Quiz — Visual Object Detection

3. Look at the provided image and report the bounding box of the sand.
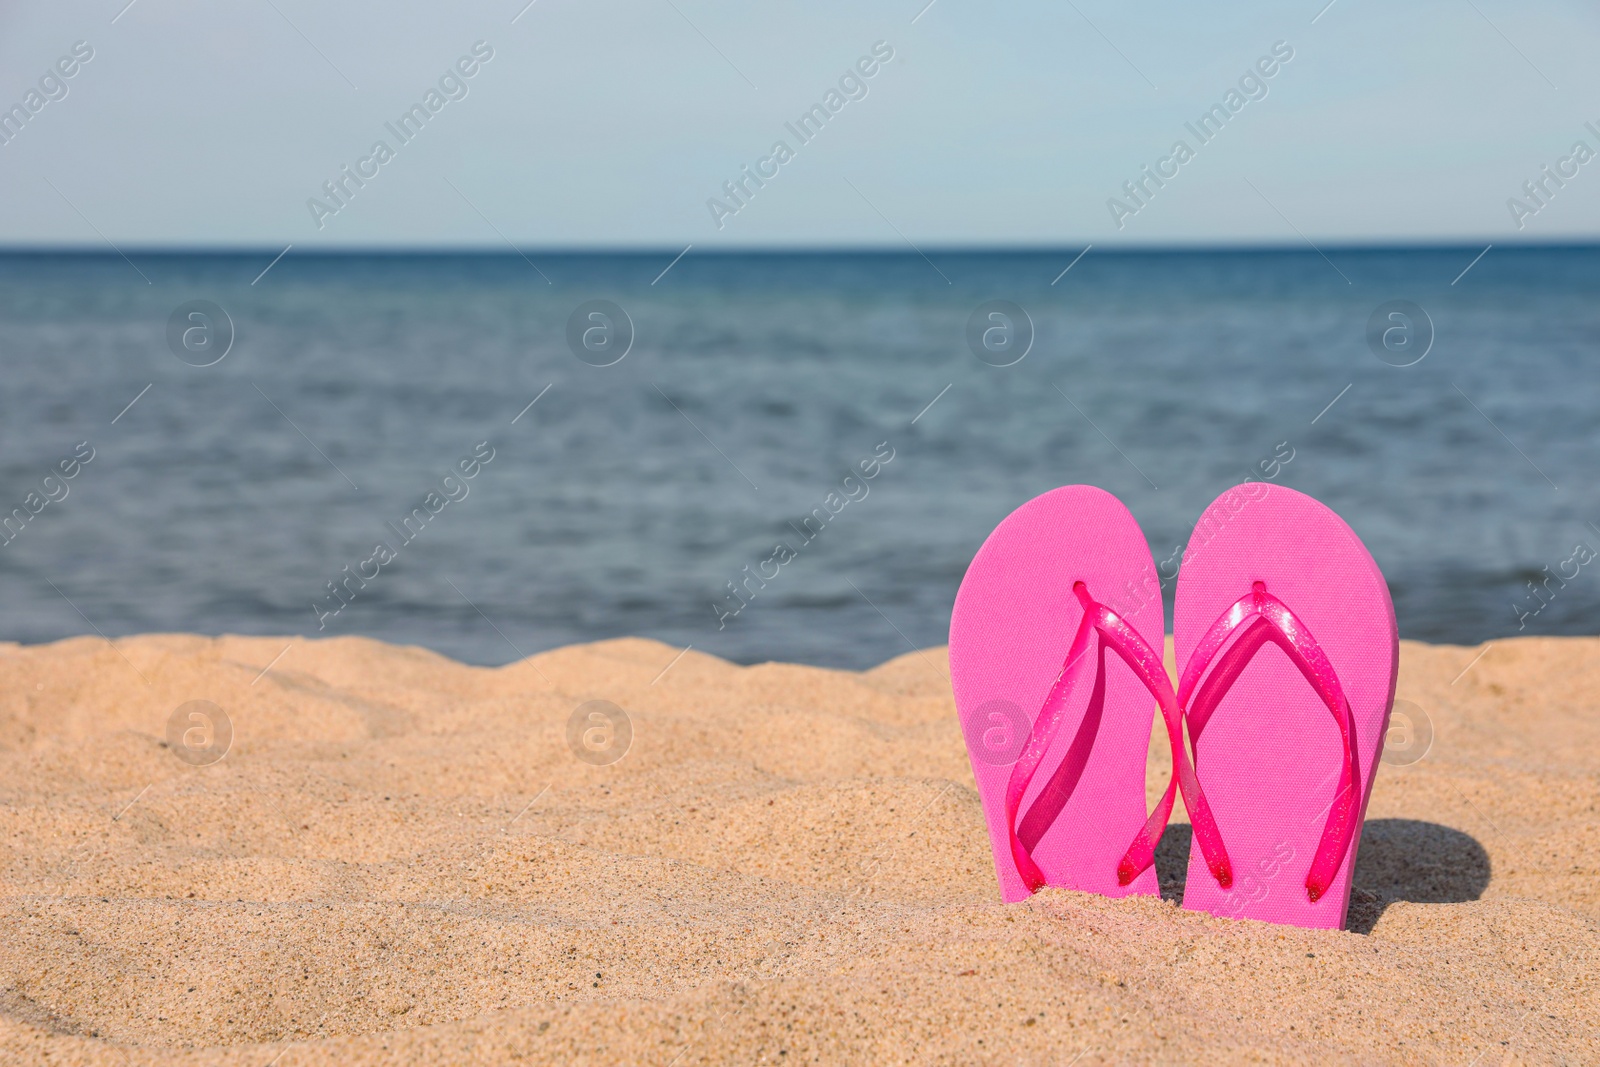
[0,632,1594,1065]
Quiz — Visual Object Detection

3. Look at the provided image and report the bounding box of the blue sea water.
[0,247,1595,669]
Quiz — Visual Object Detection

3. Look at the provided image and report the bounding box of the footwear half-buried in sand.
[948,485,1229,904]
[1173,483,1398,929]
[950,482,1397,931]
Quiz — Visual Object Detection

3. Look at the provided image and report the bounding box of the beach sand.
[0,633,1594,1064]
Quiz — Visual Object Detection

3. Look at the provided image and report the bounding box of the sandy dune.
[0,633,1594,1064]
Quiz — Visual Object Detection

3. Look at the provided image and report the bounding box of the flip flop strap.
[1177,582,1360,902]
[1004,583,1233,893]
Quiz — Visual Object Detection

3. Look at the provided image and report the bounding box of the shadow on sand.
[1153,819,1491,934]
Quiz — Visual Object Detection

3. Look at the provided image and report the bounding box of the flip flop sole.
[950,485,1165,903]
[1174,484,1397,928]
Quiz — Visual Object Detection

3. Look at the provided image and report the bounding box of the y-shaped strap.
[1004,583,1233,894]
[1176,582,1360,902]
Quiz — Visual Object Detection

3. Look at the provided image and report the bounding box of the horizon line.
[0,238,1592,257]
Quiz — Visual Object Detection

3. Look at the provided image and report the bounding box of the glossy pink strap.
[1178,582,1360,902]
[1004,583,1233,893]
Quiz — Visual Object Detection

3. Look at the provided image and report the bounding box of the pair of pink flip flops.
[949,484,1397,929]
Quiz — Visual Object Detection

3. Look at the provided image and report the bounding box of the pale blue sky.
[2,0,1598,247]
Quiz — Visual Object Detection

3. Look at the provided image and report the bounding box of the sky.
[1,0,1599,248]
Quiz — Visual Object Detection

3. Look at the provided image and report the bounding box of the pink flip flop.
[950,485,1231,903]
[1172,484,1397,928]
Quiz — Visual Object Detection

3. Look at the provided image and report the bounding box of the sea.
[0,246,1595,669]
